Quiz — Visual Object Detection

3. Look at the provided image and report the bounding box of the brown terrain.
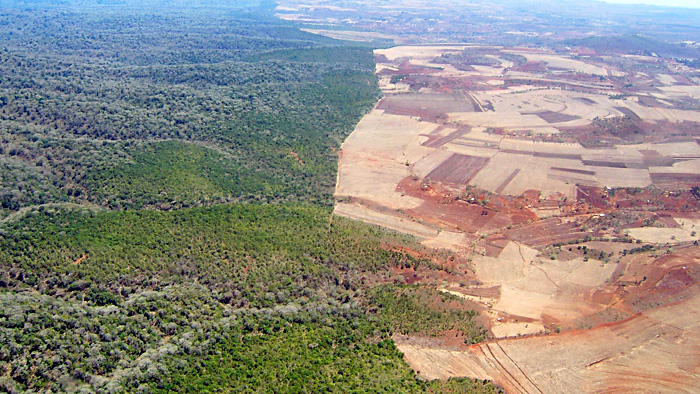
[333,44,700,393]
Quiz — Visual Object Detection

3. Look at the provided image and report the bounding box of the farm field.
[337,44,700,242]
[335,43,700,393]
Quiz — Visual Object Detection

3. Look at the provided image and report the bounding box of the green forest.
[0,1,496,393]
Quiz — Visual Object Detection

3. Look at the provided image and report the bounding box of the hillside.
[0,204,494,393]
[567,34,700,59]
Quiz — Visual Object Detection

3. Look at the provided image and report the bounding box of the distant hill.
[567,34,700,59]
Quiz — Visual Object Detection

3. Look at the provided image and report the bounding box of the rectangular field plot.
[535,111,581,124]
[425,154,490,185]
[378,93,479,119]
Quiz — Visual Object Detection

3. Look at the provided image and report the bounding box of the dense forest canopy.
[0,0,379,215]
[0,1,495,393]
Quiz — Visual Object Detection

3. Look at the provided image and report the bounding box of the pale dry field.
[421,230,471,251]
[376,45,471,61]
[509,52,620,76]
[335,110,434,210]
[656,73,678,85]
[650,158,700,174]
[471,153,583,197]
[469,241,614,332]
[300,29,397,42]
[659,84,700,99]
[448,112,553,128]
[399,289,700,394]
[490,321,545,338]
[626,217,700,244]
[334,202,439,239]
[411,149,456,178]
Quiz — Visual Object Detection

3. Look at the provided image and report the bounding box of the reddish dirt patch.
[418,127,447,146]
[606,246,700,313]
[591,290,615,305]
[637,95,665,107]
[655,266,699,290]
[577,186,609,209]
[639,149,675,167]
[482,236,510,257]
[396,177,537,234]
[563,120,700,147]
[654,212,681,228]
[597,188,700,212]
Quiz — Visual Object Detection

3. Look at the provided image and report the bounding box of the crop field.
[340,46,700,204]
[378,93,480,118]
[334,43,700,393]
[337,45,700,210]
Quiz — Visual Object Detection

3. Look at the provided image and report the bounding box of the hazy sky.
[603,0,700,8]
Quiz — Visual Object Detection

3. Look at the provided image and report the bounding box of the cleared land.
[335,44,700,393]
[400,280,700,393]
[398,246,700,393]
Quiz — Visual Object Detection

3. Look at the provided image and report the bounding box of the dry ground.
[334,44,700,393]
[397,245,700,393]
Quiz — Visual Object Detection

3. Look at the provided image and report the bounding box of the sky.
[602,0,700,8]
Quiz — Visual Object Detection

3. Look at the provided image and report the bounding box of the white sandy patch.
[376,45,472,61]
[656,74,677,86]
[626,218,700,244]
[471,242,537,283]
[562,257,618,287]
[491,322,545,338]
[421,231,469,251]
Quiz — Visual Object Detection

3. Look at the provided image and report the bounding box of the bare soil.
[334,44,700,393]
